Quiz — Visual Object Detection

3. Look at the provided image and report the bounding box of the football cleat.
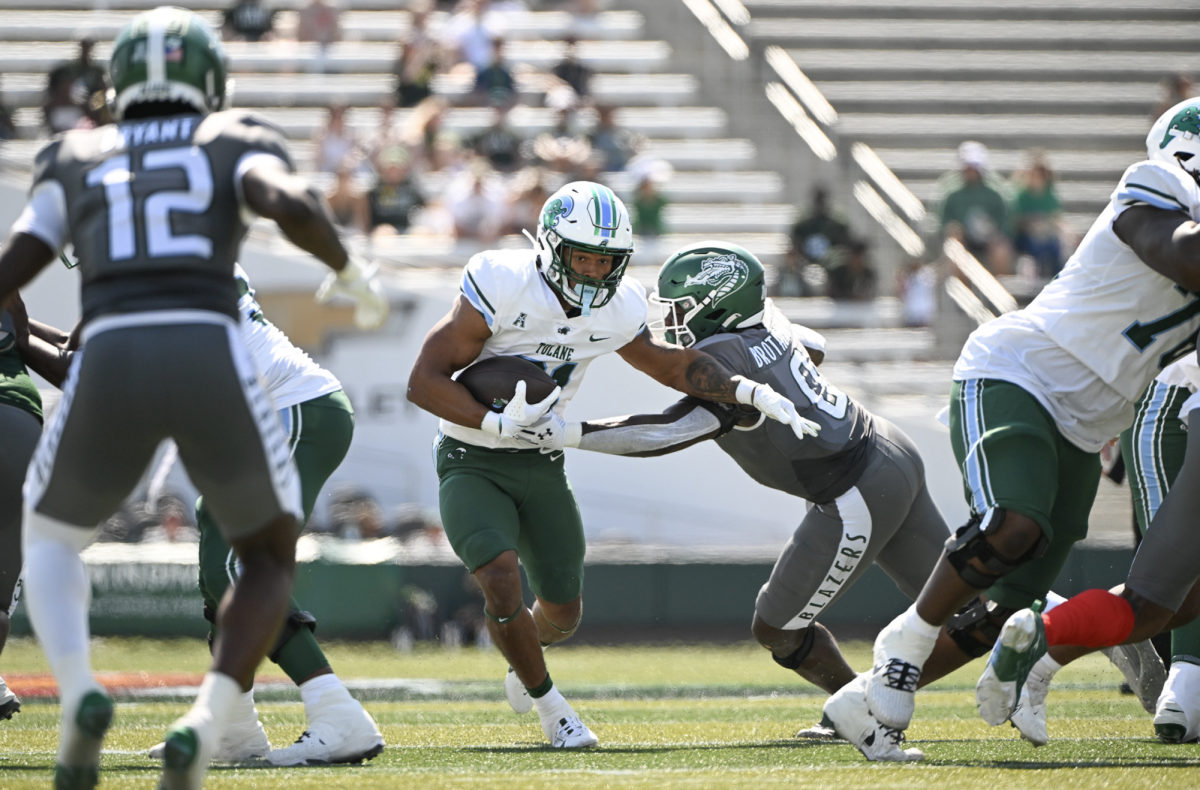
[548,715,598,749]
[1009,667,1051,747]
[796,713,843,741]
[976,604,1047,727]
[823,673,923,762]
[1101,639,1167,715]
[505,666,534,714]
[266,696,383,766]
[1155,702,1191,744]
[55,689,114,790]
[1154,662,1200,744]
[158,723,215,790]
[148,691,270,763]
[0,676,21,721]
[864,615,931,731]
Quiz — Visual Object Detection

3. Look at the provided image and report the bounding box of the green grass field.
[0,637,1196,789]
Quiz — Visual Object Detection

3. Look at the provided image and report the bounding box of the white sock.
[300,673,349,713]
[226,689,258,729]
[1044,591,1067,611]
[178,672,242,744]
[23,526,98,711]
[1031,652,1063,682]
[877,605,940,667]
[533,686,572,732]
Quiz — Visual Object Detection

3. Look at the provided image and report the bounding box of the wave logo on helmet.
[541,195,574,230]
[1159,106,1200,150]
[684,254,748,305]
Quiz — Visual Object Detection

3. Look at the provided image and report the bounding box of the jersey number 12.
[87,146,215,262]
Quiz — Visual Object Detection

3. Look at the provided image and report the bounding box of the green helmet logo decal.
[684,254,749,305]
[1160,106,1200,149]
[541,195,574,230]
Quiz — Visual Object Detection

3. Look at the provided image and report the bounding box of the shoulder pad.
[1114,160,1200,217]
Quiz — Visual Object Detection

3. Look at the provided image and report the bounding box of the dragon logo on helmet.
[1159,106,1200,150]
[684,254,749,306]
[541,195,575,230]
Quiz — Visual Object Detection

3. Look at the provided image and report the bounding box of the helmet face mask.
[651,243,767,348]
[108,7,229,121]
[534,182,634,315]
[1148,98,1200,185]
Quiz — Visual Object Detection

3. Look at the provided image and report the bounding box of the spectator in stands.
[141,496,200,544]
[43,38,108,134]
[589,104,640,171]
[826,240,877,302]
[471,37,517,107]
[313,103,361,174]
[896,256,936,327]
[532,105,592,178]
[790,185,851,271]
[1011,149,1065,277]
[326,157,371,234]
[1153,73,1196,123]
[223,0,277,42]
[394,6,439,108]
[444,0,496,71]
[297,0,341,46]
[445,160,505,242]
[471,104,526,171]
[368,147,426,235]
[938,140,1013,274]
[504,167,550,235]
[631,176,668,238]
[551,36,592,100]
[366,97,401,170]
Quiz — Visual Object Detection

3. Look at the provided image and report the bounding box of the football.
[456,355,558,412]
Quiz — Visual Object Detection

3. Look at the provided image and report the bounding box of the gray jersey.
[28,110,294,324]
[694,321,873,503]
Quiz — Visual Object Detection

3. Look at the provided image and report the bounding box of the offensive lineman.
[518,241,949,761]
[859,96,1200,751]
[407,184,819,748]
[17,266,385,766]
[0,9,385,788]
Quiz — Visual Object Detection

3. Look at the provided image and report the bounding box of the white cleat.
[505,666,533,714]
[976,607,1046,728]
[547,714,598,749]
[266,696,384,766]
[823,673,923,762]
[865,617,927,731]
[1009,670,1050,747]
[1154,701,1192,744]
[1102,640,1167,715]
[796,715,843,741]
[159,723,217,790]
[1154,662,1200,744]
[149,690,270,763]
[0,676,21,721]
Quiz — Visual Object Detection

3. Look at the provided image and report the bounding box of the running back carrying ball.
[457,356,558,412]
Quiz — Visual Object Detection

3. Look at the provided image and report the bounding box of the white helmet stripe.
[146,7,167,86]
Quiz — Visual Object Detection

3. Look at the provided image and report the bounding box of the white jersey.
[442,248,648,450]
[1155,352,1200,392]
[955,160,1200,453]
[235,264,342,410]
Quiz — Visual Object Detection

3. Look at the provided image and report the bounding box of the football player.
[16,266,385,767]
[0,299,43,724]
[853,96,1200,752]
[517,241,949,761]
[0,9,385,789]
[407,183,819,748]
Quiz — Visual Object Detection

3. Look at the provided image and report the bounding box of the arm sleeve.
[577,397,737,457]
[1112,161,1200,218]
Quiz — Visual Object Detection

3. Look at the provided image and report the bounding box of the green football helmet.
[108,7,229,121]
[651,241,766,348]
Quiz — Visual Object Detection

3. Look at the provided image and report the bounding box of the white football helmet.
[532,181,634,315]
[1148,97,1200,183]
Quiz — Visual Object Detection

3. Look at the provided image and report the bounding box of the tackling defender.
[407,184,818,748]
[520,241,950,761]
[858,97,1200,749]
[0,9,384,788]
[18,266,385,766]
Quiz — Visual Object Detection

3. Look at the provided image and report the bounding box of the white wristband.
[480,411,502,437]
[565,422,583,448]
[734,377,758,406]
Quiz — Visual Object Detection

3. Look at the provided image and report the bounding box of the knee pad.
[772,626,817,670]
[267,608,317,664]
[23,506,99,553]
[946,596,1019,658]
[944,507,1048,589]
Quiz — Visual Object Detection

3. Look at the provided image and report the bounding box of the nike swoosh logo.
[589,335,611,342]
[550,452,563,461]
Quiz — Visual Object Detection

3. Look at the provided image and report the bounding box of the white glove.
[512,412,583,454]
[316,256,389,330]
[735,377,821,441]
[480,380,562,437]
